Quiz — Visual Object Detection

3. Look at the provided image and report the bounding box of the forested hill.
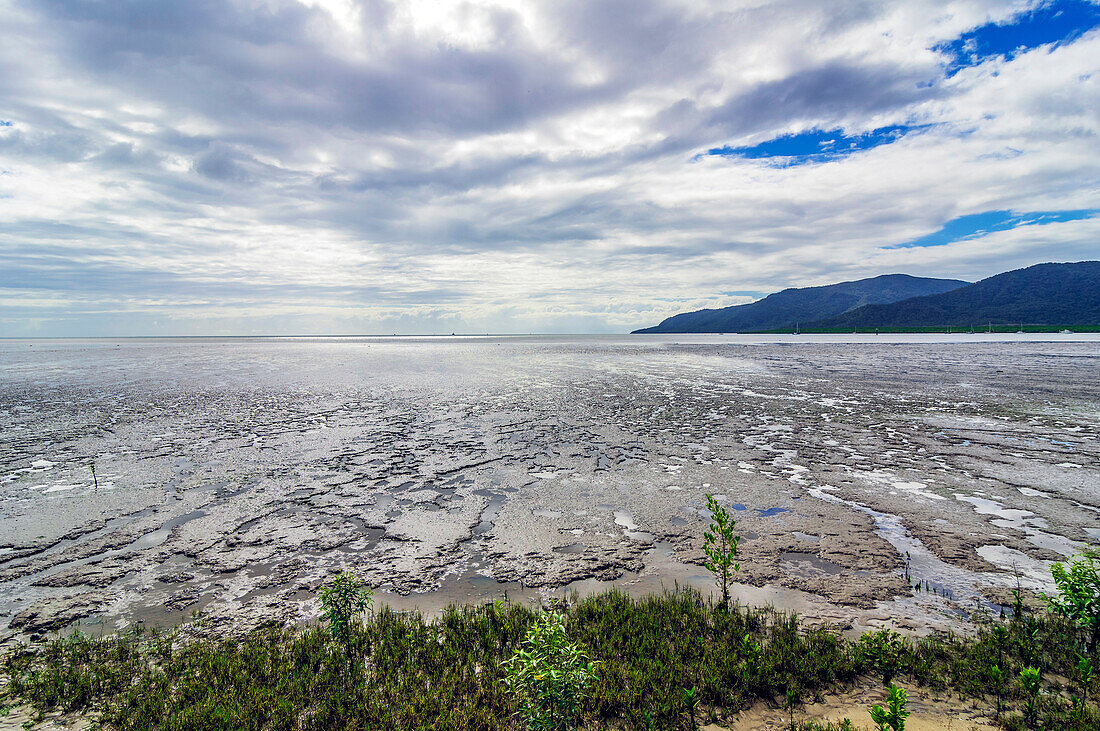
[632,274,968,333]
[806,261,1100,329]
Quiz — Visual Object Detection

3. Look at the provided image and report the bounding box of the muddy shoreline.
[1,336,1097,643]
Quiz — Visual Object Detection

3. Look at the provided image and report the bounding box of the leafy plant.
[869,684,909,731]
[680,686,700,731]
[501,611,598,731]
[739,631,764,688]
[859,628,907,685]
[1012,587,1026,621]
[991,624,1009,658]
[318,571,372,644]
[991,664,1006,719]
[702,493,741,609]
[1016,616,1041,668]
[1019,666,1041,728]
[785,687,799,731]
[1076,653,1094,702]
[1045,545,1100,653]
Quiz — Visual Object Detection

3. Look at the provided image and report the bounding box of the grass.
[2,588,1098,730]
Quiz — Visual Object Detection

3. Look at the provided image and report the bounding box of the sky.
[1,0,1098,336]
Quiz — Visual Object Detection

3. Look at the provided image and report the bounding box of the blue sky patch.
[708,125,921,165]
[0,121,13,127]
[936,0,1100,76]
[890,209,1097,249]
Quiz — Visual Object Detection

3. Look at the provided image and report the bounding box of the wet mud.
[0,336,1097,642]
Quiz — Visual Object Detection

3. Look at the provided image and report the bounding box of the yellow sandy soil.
[716,682,999,730]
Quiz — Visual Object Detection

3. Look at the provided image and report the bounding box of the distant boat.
[1060,329,1074,334]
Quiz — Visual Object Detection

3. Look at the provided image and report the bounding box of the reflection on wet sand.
[0,335,1097,642]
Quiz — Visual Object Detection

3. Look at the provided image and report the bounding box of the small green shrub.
[1076,653,1094,702]
[501,611,598,731]
[680,686,700,730]
[859,628,908,685]
[318,571,372,644]
[1019,666,1041,728]
[1046,545,1100,654]
[991,664,1006,718]
[869,684,909,731]
[702,493,741,609]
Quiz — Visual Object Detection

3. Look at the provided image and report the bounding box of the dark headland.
[633,261,1100,334]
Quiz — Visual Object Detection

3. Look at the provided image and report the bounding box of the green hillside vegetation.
[807,262,1100,330]
[632,274,968,334]
[755,324,1100,334]
[631,262,1100,334]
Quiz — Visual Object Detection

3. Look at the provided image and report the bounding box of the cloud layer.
[1,0,1098,335]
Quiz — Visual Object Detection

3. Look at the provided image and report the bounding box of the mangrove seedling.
[859,628,907,685]
[1016,616,1041,668]
[869,684,909,731]
[990,664,1006,719]
[1076,653,1094,702]
[1012,587,1025,620]
[702,493,741,610]
[318,570,372,644]
[1019,666,1041,729]
[501,611,599,731]
[786,687,799,731]
[990,624,1009,660]
[680,686,700,731]
[1045,545,1100,653]
[739,632,763,688]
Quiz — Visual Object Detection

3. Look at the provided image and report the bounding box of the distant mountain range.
[632,261,1100,333]
[812,261,1100,329]
[632,274,968,333]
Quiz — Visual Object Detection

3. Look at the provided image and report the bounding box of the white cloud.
[0,0,1097,335]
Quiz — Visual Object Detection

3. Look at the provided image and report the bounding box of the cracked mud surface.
[1,335,1097,642]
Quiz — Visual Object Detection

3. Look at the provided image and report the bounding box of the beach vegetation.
[992,663,1007,718]
[1075,653,1094,703]
[869,684,909,731]
[1045,545,1100,654]
[2,586,1098,729]
[5,539,1100,729]
[318,570,372,645]
[501,610,598,731]
[859,628,907,685]
[1019,666,1042,728]
[702,493,741,609]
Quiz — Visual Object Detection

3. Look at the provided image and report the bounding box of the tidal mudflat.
[1,335,1097,642]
